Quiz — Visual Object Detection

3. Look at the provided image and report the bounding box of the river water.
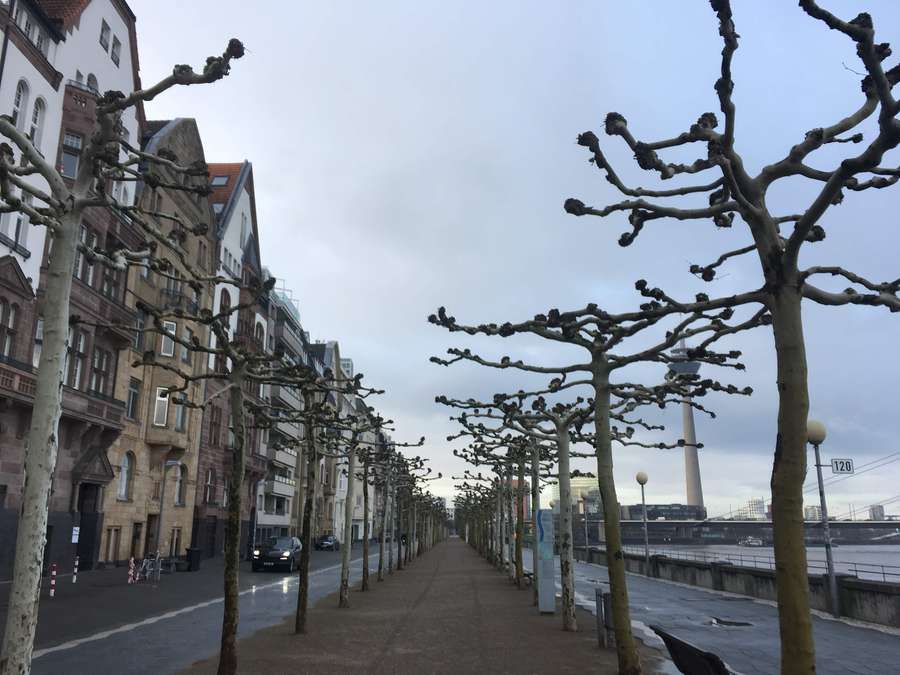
[620,543,900,582]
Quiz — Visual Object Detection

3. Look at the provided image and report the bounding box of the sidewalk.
[181,538,667,674]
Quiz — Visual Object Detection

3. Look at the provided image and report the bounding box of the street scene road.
[0,549,369,675]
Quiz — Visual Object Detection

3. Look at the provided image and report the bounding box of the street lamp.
[154,457,182,582]
[636,472,649,574]
[808,419,839,616]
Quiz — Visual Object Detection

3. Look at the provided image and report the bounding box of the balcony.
[270,383,301,409]
[269,445,298,469]
[257,510,290,528]
[265,475,296,498]
[159,288,200,316]
[145,423,190,451]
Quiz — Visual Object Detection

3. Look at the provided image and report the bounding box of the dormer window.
[212,203,224,216]
[100,20,110,51]
[111,37,121,67]
[211,176,228,187]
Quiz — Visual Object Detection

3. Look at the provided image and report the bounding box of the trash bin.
[186,547,203,572]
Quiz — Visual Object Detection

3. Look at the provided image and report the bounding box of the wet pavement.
[525,550,900,675]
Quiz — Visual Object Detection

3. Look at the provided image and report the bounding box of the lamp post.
[808,419,839,617]
[581,493,589,561]
[154,458,182,582]
[636,472,649,574]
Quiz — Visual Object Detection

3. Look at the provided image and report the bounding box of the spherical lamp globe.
[635,471,648,486]
[806,420,827,446]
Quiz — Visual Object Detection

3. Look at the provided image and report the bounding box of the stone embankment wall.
[577,548,900,629]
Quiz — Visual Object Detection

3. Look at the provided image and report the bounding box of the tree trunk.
[531,440,541,606]
[0,207,81,675]
[769,288,815,675]
[395,494,403,570]
[361,458,370,591]
[295,403,320,634]
[339,447,357,608]
[217,368,247,675]
[411,500,417,561]
[506,464,515,582]
[387,480,395,574]
[556,425,577,632]
[515,456,525,589]
[593,362,641,674]
[378,469,390,581]
[496,476,504,570]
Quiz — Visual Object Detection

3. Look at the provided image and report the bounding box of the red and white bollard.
[72,555,79,584]
[49,563,57,598]
[128,557,135,584]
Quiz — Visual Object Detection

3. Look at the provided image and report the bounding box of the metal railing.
[595,543,900,582]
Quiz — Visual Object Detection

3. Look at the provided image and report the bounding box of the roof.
[32,0,136,31]
[207,161,262,274]
[207,162,244,213]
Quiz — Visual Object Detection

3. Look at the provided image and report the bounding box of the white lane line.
[32,560,356,659]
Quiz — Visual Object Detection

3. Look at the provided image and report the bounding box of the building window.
[174,398,186,432]
[204,468,216,504]
[240,213,248,247]
[153,387,168,426]
[126,378,140,419]
[28,98,44,148]
[160,320,176,357]
[117,452,134,500]
[99,20,110,51]
[89,347,111,395]
[11,194,31,250]
[60,132,82,177]
[66,330,87,389]
[222,476,229,509]
[197,240,207,271]
[101,266,121,301]
[209,405,222,446]
[32,317,42,368]
[0,300,17,358]
[73,225,96,285]
[174,465,186,505]
[12,80,28,130]
[111,36,121,66]
[211,176,228,187]
[133,309,146,351]
[86,73,99,94]
[212,203,224,216]
[181,327,192,364]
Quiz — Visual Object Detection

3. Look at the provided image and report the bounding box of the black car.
[314,535,340,551]
[251,536,302,572]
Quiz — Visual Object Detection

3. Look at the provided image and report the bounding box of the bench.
[650,625,732,675]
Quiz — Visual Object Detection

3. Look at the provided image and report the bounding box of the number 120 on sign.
[831,458,854,474]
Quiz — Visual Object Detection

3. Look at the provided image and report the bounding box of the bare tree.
[563,2,899,670]
[0,40,244,675]
[431,303,755,672]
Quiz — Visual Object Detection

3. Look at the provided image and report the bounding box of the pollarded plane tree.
[0,40,246,675]
[563,2,899,670]
[430,303,757,672]
[122,273,378,673]
[391,455,439,568]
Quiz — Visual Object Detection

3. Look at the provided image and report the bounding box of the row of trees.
[0,40,448,675]
[435,2,898,674]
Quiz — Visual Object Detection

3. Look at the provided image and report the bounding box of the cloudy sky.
[132,1,899,518]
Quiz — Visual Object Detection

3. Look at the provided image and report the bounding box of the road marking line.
[32,560,354,659]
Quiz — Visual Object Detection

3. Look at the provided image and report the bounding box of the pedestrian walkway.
[181,537,667,674]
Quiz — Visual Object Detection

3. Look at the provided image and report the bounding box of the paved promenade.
[526,551,900,675]
[183,537,666,674]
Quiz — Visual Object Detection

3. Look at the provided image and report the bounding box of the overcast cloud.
[131,1,899,517]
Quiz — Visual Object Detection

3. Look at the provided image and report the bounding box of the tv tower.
[666,340,704,508]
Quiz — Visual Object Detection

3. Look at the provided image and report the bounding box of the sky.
[131,1,899,519]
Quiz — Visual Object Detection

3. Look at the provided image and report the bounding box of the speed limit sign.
[830,458,854,474]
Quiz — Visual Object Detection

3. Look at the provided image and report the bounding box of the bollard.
[49,563,57,598]
[128,557,135,584]
[602,591,614,647]
[72,555,79,584]
[595,587,607,648]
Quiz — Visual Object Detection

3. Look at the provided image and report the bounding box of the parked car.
[251,536,302,572]
[314,534,340,551]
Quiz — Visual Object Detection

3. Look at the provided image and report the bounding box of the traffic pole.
[49,563,57,598]
[72,555,79,584]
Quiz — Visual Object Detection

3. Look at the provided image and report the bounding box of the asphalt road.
[0,546,383,674]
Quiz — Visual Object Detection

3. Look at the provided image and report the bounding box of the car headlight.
[253,549,260,556]
[281,551,290,558]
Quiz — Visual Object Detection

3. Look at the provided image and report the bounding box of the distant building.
[804,505,823,521]
[620,504,707,521]
[510,479,532,520]
[869,505,885,521]
[550,475,598,507]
